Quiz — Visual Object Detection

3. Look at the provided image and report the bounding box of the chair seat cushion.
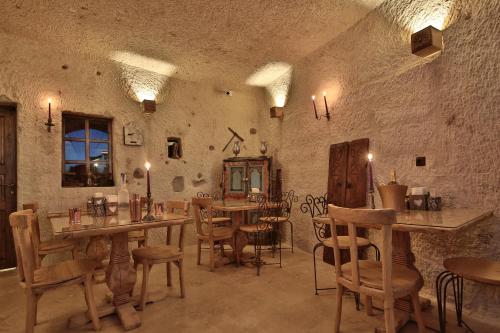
[341,260,421,297]
[198,226,234,241]
[33,258,96,287]
[323,236,371,249]
[132,245,182,262]
[240,224,272,233]
[258,216,289,223]
[38,238,75,253]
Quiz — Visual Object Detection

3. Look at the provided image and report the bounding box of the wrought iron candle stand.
[311,93,331,121]
[143,194,155,221]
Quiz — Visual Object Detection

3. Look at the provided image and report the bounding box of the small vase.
[260,141,267,156]
[232,141,240,157]
[117,173,130,211]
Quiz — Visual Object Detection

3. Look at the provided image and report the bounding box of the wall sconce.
[44,98,55,132]
[311,92,330,121]
[270,106,284,119]
[141,99,156,114]
[411,26,443,57]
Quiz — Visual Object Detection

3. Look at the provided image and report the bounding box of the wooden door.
[324,138,369,265]
[0,105,17,269]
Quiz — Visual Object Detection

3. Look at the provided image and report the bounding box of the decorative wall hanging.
[123,121,144,146]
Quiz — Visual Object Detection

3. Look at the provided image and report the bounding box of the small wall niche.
[167,137,183,159]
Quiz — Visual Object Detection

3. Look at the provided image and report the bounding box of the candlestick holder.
[143,194,155,222]
[45,99,55,132]
[368,189,375,209]
[311,93,331,121]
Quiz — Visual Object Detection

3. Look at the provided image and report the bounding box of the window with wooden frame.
[62,113,114,187]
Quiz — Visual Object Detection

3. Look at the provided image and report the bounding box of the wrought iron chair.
[277,190,299,252]
[436,257,500,333]
[240,194,285,275]
[301,194,381,304]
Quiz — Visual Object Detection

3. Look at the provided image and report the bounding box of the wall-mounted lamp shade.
[141,99,156,114]
[411,26,443,57]
[270,107,284,119]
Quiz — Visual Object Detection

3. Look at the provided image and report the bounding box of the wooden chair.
[240,195,285,275]
[128,196,148,247]
[9,209,101,333]
[192,197,237,272]
[131,200,190,310]
[328,204,425,333]
[22,203,77,267]
[300,195,380,299]
[196,192,231,225]
[436,257,500,333]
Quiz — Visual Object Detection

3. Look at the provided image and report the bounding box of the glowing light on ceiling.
[110,51,177,103]
[397,0,456,33]
[246,62,293,107]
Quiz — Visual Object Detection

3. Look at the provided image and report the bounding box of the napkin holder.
[377,184,408,212]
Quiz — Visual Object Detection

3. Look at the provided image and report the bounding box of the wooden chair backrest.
[9,209,36,286]
[191,197,213,237]
[22,203,41,251]
[328,204,395,297]
[166,200,190,216]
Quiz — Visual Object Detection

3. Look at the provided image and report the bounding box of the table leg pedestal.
[106,232,140,330]
[86,236,110,283]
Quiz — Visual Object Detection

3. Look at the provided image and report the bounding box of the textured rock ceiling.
[0,0,384,87]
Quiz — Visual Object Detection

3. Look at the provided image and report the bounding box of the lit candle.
[311,95,318,119]
[145,161,151,194]
[48,98,52,119]
[367,153,374,192]
[323,91,330,117]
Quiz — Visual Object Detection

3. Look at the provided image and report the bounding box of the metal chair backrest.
[301,194,329,241]
[328,204,395,296]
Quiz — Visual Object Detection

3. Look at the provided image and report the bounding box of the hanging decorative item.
[45,98,56,132]
[232,141,241,157]
[260,141,267,156]
[123,121,144,146]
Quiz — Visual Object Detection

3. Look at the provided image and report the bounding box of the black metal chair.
[436,257,500,333]
[240,194,286,275]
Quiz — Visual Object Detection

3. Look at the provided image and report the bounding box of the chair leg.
[83,276,101,331]
[25,290,37,333]
[166,262,172,287]
[72,247,78,260]
[334,285,344,333]
[278,224,282,268]
[364,295,374,316]
[411,291,426,333]
[209,240,215,272]
[288,221,294,253]
[197,239,202,265]
[233,236,240,266]
[139,262,150,310]
[178,260,185,298]
[383,298,396,333]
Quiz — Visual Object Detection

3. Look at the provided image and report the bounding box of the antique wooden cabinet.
[324,138,369,264]
[222,157,271,200]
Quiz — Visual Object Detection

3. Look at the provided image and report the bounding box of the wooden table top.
[312,208,493,233]
[49,212,193,239]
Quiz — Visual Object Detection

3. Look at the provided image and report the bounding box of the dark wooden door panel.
[345,138,369,208]
[0,105,16,269]
[324,138,369,266]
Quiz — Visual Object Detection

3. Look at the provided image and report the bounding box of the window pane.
[64,141,86,161]
[89,143,109,161]
[63,164,87,187]
[64,117,86,139]
[90,119,109,140]
[90,163,113,186]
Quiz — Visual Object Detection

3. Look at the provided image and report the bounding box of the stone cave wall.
[259,0,499,323]
[0,31,265,248]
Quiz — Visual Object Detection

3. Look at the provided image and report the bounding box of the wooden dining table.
[49,211,193,331]
[211,200,266,262]
[313,207,494,330]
